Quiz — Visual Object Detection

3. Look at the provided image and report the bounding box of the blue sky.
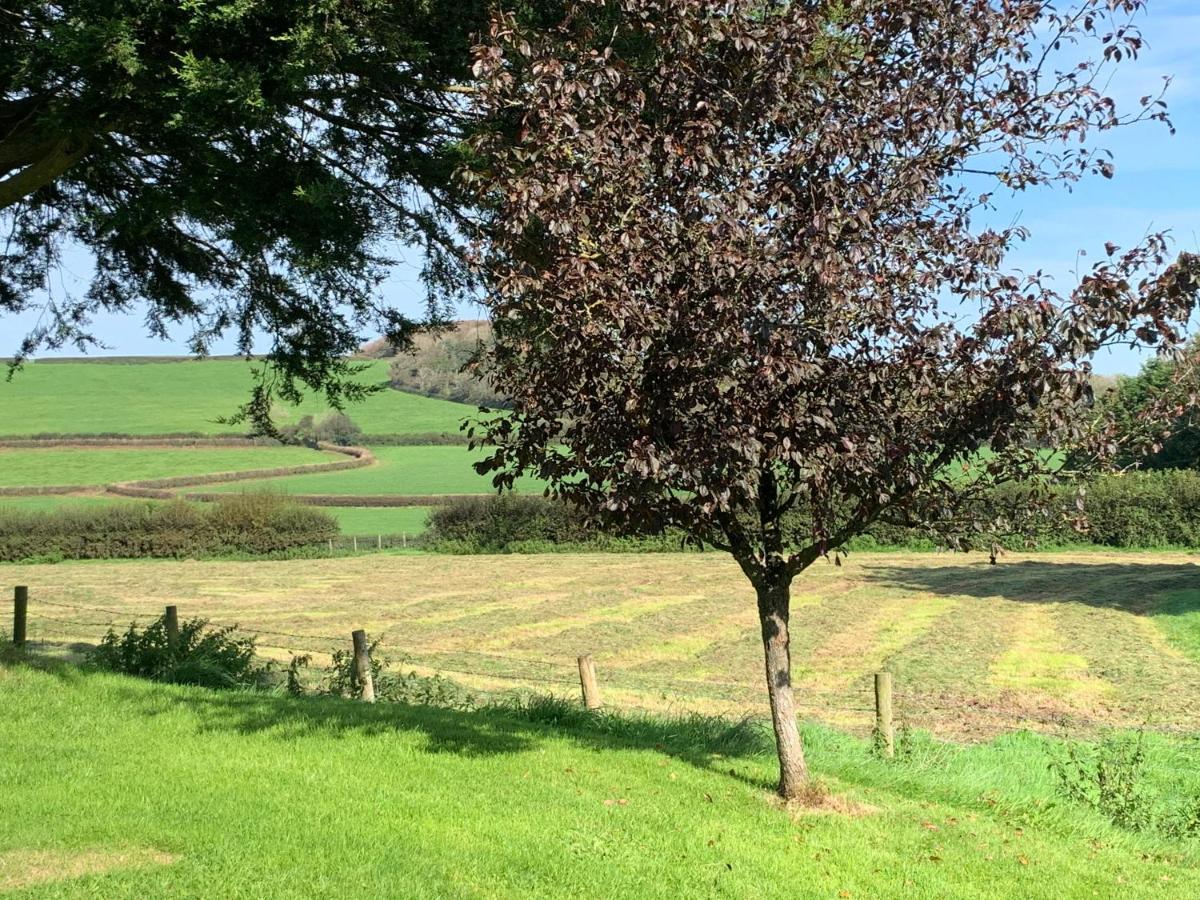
[5,0,1199,375]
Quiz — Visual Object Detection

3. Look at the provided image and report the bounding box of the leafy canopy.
[469,0,1200,582]
[2,0,495,421]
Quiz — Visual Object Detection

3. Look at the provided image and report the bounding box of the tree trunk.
[757,575,809,799]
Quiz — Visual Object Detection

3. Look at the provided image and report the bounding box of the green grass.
[0,446,335,488]
[1153,591,1200,663]
[0,496,130,513]
[205,445,542,496]
[0,359,475,435]
[0,661,1197,898]
[326,505,433,535]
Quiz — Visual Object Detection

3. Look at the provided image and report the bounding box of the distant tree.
[1102,342,1200,469]
[312,411,363,446]
[1,0,512,421]
[383,320,510,407]
[469,0,1200,798]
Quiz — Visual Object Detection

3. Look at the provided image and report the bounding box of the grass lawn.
[0,660,1196,898]
[0,360,474,435]
[203,445,543,496]
[7,551,1200,738]
[0,446,336,488]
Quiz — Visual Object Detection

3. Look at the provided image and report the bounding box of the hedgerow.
[0,493,337,561]
[425,471,1200,553]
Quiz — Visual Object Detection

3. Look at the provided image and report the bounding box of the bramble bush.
[288,638,476,709]
[1049,731,1200,839]
[89,614,269,689]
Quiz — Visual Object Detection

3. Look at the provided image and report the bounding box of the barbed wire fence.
[5,584,1196,743]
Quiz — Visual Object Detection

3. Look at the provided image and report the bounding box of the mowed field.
[0,359,472,435]
[10,550,1200,738]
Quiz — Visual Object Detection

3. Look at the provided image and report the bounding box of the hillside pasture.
[0,360,475,435]
[0,445,338,489]
[8,551,1200,739]
[200,445,543,496]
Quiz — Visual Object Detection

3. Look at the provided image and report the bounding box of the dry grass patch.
[775,783,880,819]
[0,846,175,892]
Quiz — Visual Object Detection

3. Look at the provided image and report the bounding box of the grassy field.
[1,661,1197,898]
[8,551,1200,738]
[204,445,541,496]
[0,446,336,488]
[0,359,475,435]
[327,505,433,535]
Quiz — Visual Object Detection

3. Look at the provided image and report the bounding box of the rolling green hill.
[0,359,475,435]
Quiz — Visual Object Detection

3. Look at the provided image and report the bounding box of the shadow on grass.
[10,650,778,790]
[863,560,1200,615]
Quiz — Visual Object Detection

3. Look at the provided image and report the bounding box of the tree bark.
[757,574,809,799]
[0,133,90,211]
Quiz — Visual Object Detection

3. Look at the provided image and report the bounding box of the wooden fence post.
[377,534,382,550]
[402,532,407,549]
[353,536,358,552]
[874,672,894,758]
[164,605,179,648]
[351,629,376,703]
[13,586,28,648]
[577,655,602,710]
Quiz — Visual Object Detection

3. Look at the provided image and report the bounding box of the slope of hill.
[0,359,476,436]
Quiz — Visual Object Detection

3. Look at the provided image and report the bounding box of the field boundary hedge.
[0,492,337,561]
[0,484,91,496]
[422,472,1200,553]
[106,443,375,499]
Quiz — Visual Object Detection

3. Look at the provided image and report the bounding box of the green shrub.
[427,494,595,550]
[288,639,476,709]
[89,614,269,689]
[1048,731,1200,839]
[277,411,363,446]
[0,493,337,561]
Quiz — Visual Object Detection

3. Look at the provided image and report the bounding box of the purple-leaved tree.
[466,0,1200,799]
